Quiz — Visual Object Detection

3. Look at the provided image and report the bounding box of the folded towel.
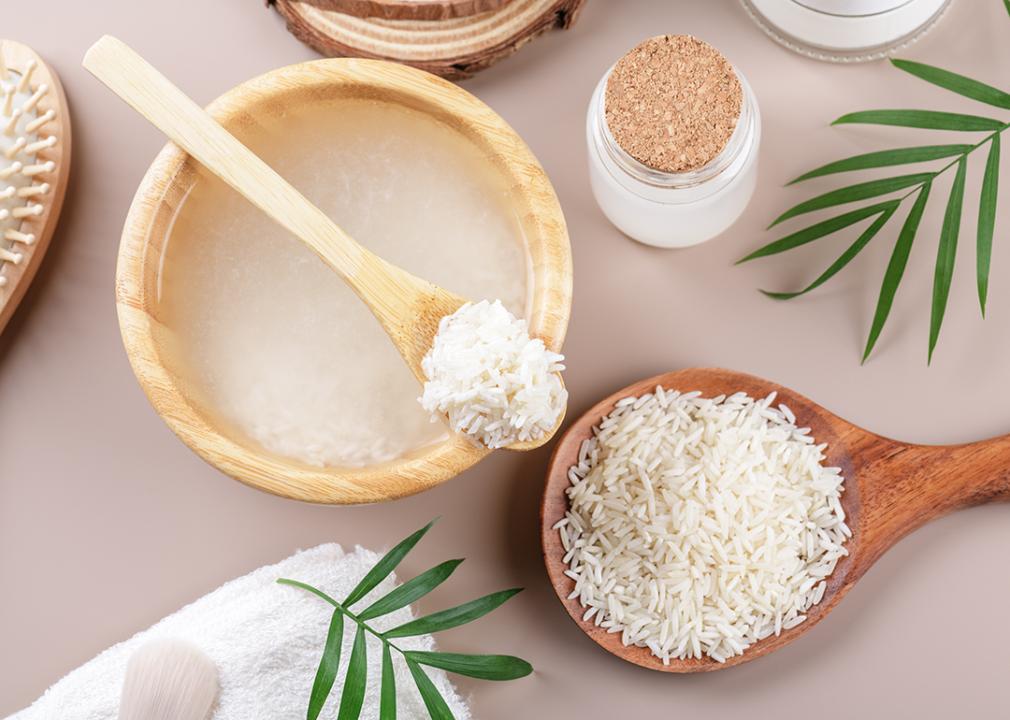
[9,544,471,720]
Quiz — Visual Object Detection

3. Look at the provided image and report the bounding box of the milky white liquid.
[744,0,950,59]
[157,100,529,467]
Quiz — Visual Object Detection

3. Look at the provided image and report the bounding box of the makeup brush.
[118,639,219,720]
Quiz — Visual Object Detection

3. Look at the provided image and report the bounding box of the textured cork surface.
[604,35,743,174]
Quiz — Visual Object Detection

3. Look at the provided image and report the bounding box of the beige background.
[3,0,1010,716]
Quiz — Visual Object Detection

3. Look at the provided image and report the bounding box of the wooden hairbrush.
[0,40,71,336]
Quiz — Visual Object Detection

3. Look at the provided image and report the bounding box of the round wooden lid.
[271,0,586,79]
[298,0,513,21]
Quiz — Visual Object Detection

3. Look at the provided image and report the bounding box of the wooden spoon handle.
[856,433,1010,569]
[82,36,367,283]
[82,35,468,382]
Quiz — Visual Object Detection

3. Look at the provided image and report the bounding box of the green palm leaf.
[891,59,1010,110]
[283,520,528,720]
[344,521,435,608]
[739,201,898,263]
[978,134,1001,316]
[336,626,368,720]
[407,660,455,720]
[762,204,897,300]
[358,560,463,621]
[770,173,931,227]
[277,579,341,608]
[307,610,344,720]
[383,589,522,639]
[834,109,1005,131]
[788,145,970,185]
[929,156,969,362]
[756,16,1010,363]
[863,183,933,362]
[380,644,396,720]
[405,652,533,681]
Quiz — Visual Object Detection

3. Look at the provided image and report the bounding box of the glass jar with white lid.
[740,0,953,63]
[585,49,761,249]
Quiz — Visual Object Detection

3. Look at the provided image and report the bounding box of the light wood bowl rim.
[541,368,861,672]
[117,58,572,505]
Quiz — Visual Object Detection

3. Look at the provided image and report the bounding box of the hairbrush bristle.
[118,640,219,720]
[0,48,57,291]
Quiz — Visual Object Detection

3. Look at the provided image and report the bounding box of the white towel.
[8,544,472,719]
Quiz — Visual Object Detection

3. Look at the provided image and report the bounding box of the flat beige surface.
[2,0,1009,716]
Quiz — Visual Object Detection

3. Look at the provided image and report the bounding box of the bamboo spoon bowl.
[541,368,1010,672]
[106,46,571,504]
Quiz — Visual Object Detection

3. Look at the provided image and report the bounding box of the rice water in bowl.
[159,102,526,467]
[117,60,572,504]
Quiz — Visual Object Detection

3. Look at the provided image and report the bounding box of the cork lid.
[604,35,743,174]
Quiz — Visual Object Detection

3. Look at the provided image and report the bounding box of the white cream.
[741,0,952,62]
[157,100,529,468]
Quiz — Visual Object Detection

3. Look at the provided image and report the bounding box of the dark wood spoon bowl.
[541,368,1010,672]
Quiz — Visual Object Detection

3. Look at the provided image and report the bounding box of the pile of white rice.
[555,387,850,664]
[420,299,567,449]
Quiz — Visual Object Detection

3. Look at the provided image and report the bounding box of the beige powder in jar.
[604,35,743,174]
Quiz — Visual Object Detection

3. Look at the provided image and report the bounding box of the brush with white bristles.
[118,640,219,720]
[0,40,71,335]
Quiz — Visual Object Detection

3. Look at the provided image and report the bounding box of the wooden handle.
[82,36,365,283]
[852,432,1010,570]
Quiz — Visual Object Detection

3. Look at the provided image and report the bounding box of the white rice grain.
[420,300,566,448]
[557,387,849,663]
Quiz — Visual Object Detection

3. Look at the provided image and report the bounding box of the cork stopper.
[604,35,743,174]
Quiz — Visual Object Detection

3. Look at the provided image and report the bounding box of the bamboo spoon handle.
[84,36,365,281]
[82,36,463,379]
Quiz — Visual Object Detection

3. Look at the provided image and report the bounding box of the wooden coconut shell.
[270,0,586,79]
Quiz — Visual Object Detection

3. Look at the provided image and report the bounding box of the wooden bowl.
[541,369,861,672]
[117,59,572,504]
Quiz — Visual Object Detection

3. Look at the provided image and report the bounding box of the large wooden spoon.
[542,368,1010,672]
[82,35,562,450]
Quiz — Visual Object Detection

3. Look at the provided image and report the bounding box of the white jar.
[586,62,761,249]
[741,0,953,63]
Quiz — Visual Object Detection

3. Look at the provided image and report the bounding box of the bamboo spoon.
[542,368,1010,672]
[82,35,562,451]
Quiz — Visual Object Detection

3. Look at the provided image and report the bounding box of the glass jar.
[740,0,953,63]
[586,62,761,249]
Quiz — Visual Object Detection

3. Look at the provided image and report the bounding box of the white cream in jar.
[586,35,761,249]
[740,0,953,62]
